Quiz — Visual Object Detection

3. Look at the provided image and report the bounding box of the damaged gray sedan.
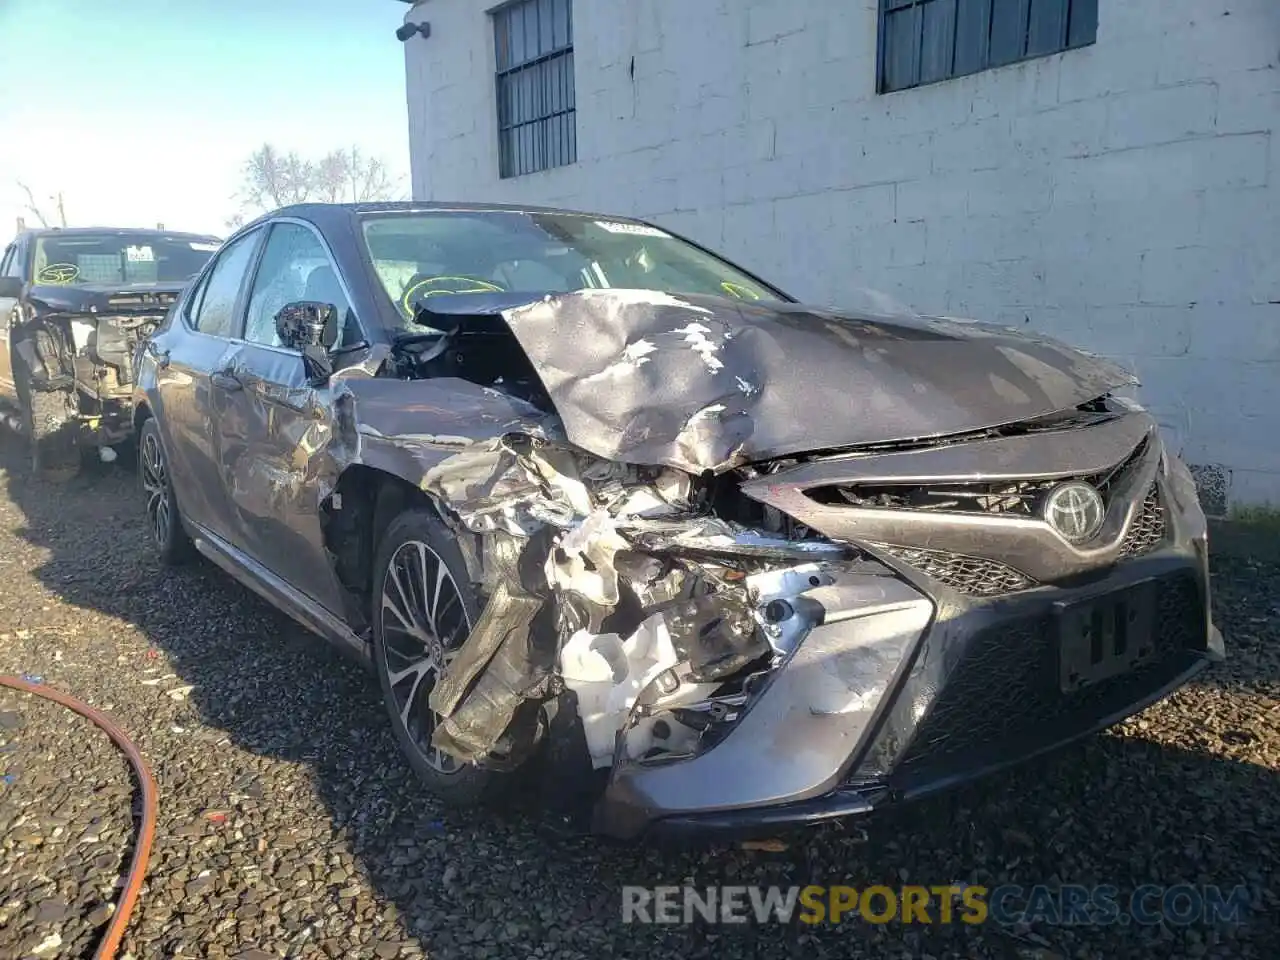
[133,202,1224,838]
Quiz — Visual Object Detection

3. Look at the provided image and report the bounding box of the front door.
[215,220,356,613]
[151,228,264,543]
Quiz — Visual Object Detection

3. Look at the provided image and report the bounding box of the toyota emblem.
[1043,481,1106,544]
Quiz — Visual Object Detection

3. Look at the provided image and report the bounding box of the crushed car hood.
[421,289,1136,474]
[27,281,189,316]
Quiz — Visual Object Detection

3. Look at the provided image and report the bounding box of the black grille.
[889,574,1203,780]
[875,544,1034,597]
[1118,484,1166,558]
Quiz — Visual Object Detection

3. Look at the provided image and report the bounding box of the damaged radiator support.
[414,429,853,775]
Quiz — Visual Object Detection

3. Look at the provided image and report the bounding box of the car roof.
[13,226,221,242]
[268,201,650,227]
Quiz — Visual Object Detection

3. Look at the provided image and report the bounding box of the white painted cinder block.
[403,0,1280,509]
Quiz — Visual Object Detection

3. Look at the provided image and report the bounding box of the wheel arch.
[132,399,152,432]
[320,463,456,631]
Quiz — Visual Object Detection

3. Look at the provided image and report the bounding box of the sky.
[0,0,413,238]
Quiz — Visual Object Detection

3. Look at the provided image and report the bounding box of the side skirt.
[188,522,372,667]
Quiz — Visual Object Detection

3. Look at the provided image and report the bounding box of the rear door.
[152,228,264,543]
[0,240,24,400]
[215,219,358,613]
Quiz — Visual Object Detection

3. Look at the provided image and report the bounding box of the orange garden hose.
[0,676,157,960]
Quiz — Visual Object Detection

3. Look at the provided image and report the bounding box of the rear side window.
[188,231,260,338]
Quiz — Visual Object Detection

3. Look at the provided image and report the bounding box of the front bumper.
[593,454,1220,840]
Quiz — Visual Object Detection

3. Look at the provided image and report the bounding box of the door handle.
[211,370,243,392]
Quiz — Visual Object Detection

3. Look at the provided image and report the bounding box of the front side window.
[360,211,784,330]
[244,222,354,348]
[31,232,218,286]
[494,0,576,178]
[879,0,1098,93]
[188,230,261,339]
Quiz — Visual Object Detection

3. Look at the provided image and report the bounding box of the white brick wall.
[403,0,1280,510]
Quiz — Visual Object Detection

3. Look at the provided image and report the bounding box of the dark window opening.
[878,0,1097,93]
[493,0,576,178]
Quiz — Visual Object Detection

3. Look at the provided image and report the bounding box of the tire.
[137,418,195,565]
[25,384,80,481]
[372,507,503,806]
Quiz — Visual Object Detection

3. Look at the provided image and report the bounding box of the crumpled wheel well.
[132,401,152,433]
[319,465,455,634]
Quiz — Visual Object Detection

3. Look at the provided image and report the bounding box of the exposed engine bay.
[18,288,176,447]
[413,433,855,771]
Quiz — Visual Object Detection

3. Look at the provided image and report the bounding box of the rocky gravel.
[0,436,1276,959]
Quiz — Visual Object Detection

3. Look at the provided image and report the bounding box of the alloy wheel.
[140,431,171,548]
[379,540,472,774]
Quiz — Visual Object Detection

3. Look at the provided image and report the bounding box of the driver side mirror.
[274,301,340,386]
[0,276,23,299]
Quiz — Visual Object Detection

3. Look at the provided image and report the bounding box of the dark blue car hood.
[27,281,190,315]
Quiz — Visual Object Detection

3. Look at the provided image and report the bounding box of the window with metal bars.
[493,0,576,178]
[878,0,1098,93]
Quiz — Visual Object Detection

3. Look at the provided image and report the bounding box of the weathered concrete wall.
[404,0,1280,510]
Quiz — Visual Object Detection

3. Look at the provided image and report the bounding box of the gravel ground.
[0,435,1276,960]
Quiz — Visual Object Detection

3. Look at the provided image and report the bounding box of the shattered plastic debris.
[545,510,630,607]
[559,615,680,768]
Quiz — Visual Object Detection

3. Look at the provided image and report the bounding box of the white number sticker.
[126,245,155,262]
[593,220,670,238]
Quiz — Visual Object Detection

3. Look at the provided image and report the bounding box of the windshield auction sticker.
[593,220,670,238]
[126,245,155,262]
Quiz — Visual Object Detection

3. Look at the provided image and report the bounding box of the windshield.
[360,211,784,326]
[32,232,219,286]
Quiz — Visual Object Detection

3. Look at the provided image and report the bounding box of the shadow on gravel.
[2,431,1277,960]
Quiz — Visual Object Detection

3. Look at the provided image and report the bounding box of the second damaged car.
[133,202,1223,838]
[0,227,220,476]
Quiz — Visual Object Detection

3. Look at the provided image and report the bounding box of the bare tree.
[17,181,67,228]
[231,143,401,221]
[345,147,395,204]
[236,144,318,210]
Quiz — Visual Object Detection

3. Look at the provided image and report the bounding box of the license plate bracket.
[1055,581,1159,694]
